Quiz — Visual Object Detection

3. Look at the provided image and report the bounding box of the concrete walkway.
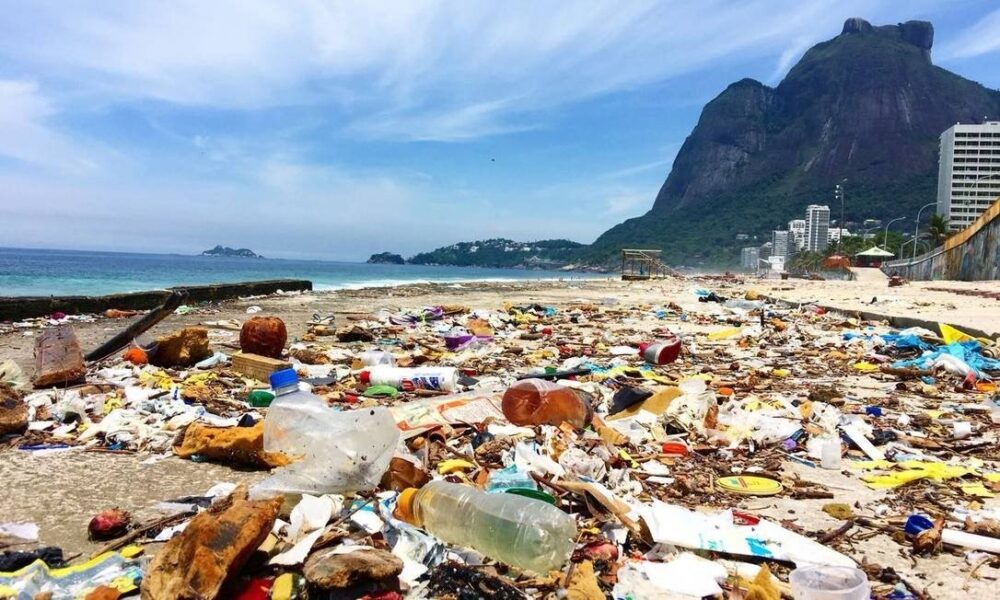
[760,277,1000,337]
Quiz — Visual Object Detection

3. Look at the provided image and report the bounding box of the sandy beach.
[2,274,999,598]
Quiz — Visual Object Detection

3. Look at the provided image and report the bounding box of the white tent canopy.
[855,246,895,257]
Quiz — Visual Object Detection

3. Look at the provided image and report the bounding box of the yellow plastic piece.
[961,484,996,498]
[860,461,976,489]
[771,368,790,378]
[271,573,297,600]
[437,459,475,474]
[939,323,975,345]
[707,327,741,341]
[852,361,879,372]
[617,449,639,468]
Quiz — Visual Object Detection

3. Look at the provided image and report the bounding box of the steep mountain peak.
[841,17,873,35]
[840,18,933,55]
[587,18,1000,266]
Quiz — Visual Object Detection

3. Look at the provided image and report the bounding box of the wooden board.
[232,351,291,381]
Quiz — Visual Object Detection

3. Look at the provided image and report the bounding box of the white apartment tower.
[788,219,806,249]
[937,121,1000,232]
[804,205,830,252]
[771,230,794,258]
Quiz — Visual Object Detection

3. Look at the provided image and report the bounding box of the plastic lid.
[269,368,299,390]
[394,488,418,524]
[716,475,784,496]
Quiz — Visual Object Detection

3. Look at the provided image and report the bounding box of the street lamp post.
[883,216,906,250]
[835,179,847,252]
[964,172,1000,222]
[912,202,937,261]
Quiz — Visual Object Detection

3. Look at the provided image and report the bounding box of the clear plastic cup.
[790,566,870,600]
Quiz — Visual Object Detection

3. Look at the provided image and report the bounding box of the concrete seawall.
[0,279,313,322]
[884,196,1000,281]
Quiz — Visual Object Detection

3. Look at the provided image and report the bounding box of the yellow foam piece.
[707,327,741,341]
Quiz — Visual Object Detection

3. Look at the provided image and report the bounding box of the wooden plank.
[232,351,291,381]
[33,325,86,388]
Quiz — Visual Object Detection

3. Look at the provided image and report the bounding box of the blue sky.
[2,1,1000,261]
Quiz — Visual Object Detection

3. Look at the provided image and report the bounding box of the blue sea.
[0,248,594,297]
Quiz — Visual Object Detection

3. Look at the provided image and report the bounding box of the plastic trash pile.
[1,280,999,599]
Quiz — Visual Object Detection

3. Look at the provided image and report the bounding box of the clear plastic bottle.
[253,369,400,498]
[395,481,577,573]
[501,379,593,428]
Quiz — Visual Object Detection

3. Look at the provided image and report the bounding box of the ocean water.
[0,248,593,297]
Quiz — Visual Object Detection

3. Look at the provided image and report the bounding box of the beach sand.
[2,274,999,597]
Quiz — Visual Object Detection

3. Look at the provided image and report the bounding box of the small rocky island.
[367,252,406,265]
[200,245,264,258]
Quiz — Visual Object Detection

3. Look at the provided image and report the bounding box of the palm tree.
[926,213,949,248]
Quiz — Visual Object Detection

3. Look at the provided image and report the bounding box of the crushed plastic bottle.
[252,369,400,498]
[501,378,593,428]
[394,481,577,573]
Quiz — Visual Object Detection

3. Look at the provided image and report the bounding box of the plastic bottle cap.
[358,370,371,385]
[394,488,418,524]
[269,368,298,390]
[904,514,934,536]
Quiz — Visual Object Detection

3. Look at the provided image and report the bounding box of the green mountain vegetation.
[199,245,263,258]
[407,239,585,269]
[367,252,406,265]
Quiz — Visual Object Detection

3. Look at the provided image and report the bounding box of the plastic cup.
[790,566,870,600]
[819,437,842,470]
[952,421,972,439]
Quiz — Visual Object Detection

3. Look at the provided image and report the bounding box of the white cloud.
[0,81,95,172]
[939,8,1000,61]
[605,192,652,216]
[0,0,921,142]
[769,38,814,83]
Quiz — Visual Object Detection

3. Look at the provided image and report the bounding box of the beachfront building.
[937,121,1000,232]
[788,219,806,249]
[804,205,830,252]
[740,247,759,271]
[758,242,772,261]
[828,227,850,244]
[771,230,795,258]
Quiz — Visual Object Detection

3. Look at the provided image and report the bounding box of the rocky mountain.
[199,245,263,258]
[586,18,1000,265]
[367,252,406,265]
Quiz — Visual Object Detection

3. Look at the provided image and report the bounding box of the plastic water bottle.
[253,369,400,498]
[394,481,577,573]
[359,366,459,392]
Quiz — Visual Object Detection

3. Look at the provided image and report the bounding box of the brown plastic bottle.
[501,379,593,428]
